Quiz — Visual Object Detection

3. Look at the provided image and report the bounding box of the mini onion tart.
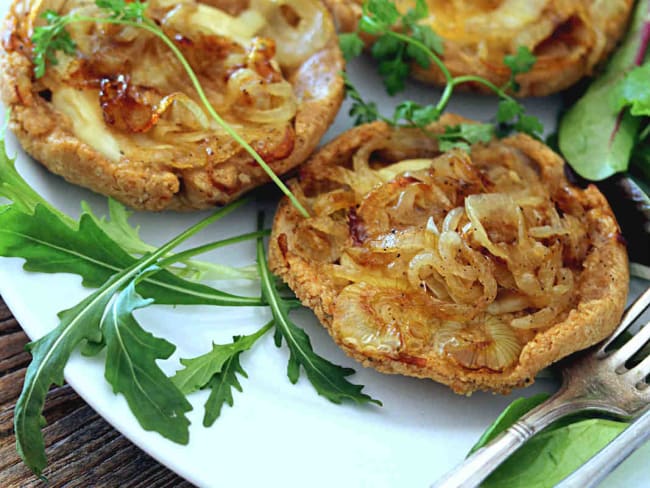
[0,0,343,210]
[269,116,628,394]
[324,0,633,97]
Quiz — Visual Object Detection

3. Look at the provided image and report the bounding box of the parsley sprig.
[31,0,309,217]
[340,0,544,146]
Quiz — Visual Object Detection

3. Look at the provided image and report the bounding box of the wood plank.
[0,295,193,487]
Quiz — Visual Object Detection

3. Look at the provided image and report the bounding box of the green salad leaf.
[14,201,244,475]
[558,0,650,180]
[0,202,262,307]
[256,214,381,406]
[481,419,627,488]
[173,323,272,395]
[103,274,192,444]
[613,63,650,117]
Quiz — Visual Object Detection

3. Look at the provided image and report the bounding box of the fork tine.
[624,325,650,384]
[606,317,650,369]
[598,287,650,356]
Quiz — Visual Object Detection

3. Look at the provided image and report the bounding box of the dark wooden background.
[0,296,194,487]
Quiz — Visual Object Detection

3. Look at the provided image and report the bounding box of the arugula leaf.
[256,214,381,406]
[467,394,549,456]
[203,350,247,426]
[15,276,113,475]
[0,203,262,306]
[558,0,650,180]
[613,63,650,117]
[82,199,259,281]
[503,46,537,92]
[0,138,74,226]
[173,323,272,426]
[172,322,272,395]
[102,275,192,444]
[481,419,627,488]
[15,202,241,475]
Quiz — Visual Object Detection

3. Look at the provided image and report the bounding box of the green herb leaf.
[172,322,272,395]
[496,99,523,124]
[438,123,493,152]
[361,0,400,33]
[95,0,147,21]
[503,46,536,91]
[342,72,383,125]
[256,214,381,406]
[613,63,650,117]
[31,11,76,79]
[339,33,365,62]
[103,275,192,444]
[15,202,240,475]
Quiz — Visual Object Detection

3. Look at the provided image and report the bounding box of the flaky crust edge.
[269,119,629,394]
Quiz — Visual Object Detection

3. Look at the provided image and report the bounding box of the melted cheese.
[52,87,121,162]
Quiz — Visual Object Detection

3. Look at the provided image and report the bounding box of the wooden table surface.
[0,296,194,487]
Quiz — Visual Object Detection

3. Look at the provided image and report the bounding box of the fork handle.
[431,397,577,488]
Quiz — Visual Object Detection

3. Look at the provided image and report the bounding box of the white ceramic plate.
[1,8,649,485]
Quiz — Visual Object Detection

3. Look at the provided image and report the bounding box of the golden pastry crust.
[269,117,628,394]
[323,0,633,97]
[0,0,344,210]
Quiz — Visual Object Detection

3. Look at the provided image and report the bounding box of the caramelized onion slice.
[435,316,522,371]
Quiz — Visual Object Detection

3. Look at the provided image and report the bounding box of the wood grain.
[0,296,194,487]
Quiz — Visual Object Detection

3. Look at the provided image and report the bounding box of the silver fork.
[431,286,650,488]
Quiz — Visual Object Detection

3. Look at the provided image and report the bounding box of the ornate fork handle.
[431,392,619,488]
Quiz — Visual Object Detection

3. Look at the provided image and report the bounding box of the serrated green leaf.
[496,99,523,124]
[362,0,400,30]
[339,33,364,62]
[15,202,240,474]
[256,215,381,406]
[514,114,544,138]
[15,276,114,474]
[203,354,247,426]
[503,46,536,91]
[371,34,402,59]
[410,24,443,56]
[0,204,262,306]
[378,56,410,95]
[103,278,192,444]
[0,138,74,226]
[172,322,272,395]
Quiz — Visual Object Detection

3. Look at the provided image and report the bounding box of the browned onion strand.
[290,134,588,372]
[39,0,331,166]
